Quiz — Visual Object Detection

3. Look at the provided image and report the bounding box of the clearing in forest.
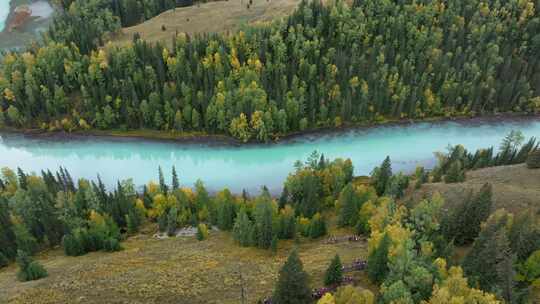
[111,0,303,46]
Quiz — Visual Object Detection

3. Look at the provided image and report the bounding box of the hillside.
[111,0,303,46]
[405,164,540,214]
[1,164,538,303]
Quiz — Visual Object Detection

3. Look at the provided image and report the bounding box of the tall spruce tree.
[273,249,311,304]
[171,166,179,190]
[158,166,168,194]
[337,183,359,227]
[367,233,391,283]
[372,157,392,196]
[324,254,343,286]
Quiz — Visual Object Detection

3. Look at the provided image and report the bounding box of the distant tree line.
[1,0,540,142]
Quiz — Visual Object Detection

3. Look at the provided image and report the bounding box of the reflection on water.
[1,118,540,193]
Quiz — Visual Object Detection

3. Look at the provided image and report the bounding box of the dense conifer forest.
[1,0,539,141]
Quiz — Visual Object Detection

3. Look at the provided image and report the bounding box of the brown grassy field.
[0,221,375,304]
[405,164,540,214]
[110,0,303,47]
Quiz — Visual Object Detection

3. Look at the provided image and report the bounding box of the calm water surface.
[1,118,539,193]
[0,0,9,32]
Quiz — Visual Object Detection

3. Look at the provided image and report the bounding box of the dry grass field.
[0,223,375,304]
[405,164,540,214]
[111,0,303,46]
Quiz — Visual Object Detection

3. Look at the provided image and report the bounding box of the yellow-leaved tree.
[423,259,500,304]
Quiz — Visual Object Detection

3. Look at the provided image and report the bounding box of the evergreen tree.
[337,183,359,227]
[166,207,178,236]
[463,210,515,295]
[367,233,391,283]
[255,201,274,249]
[0,197,16,259]
[158,166,168,194]
[233,209,253,247]
[443,184,493,245]
[17,168,27,190]
[273,249,311,304]
[444,161,465,183]
[308,213,327,239]
[324,254,343,286]
[171,166,179,190]
[372,157,392,196]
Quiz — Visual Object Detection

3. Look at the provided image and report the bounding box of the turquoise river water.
[0,0,9,32]
[1,117,539,193]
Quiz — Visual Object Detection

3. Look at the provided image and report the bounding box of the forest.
[1,133,539,303]
[1,0,540,141]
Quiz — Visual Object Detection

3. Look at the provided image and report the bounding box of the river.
[0,0,54,51]
[1,117,539,194]
[0,0,9,32]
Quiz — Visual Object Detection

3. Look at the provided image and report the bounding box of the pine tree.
[324,254,343,286]
[158,166,168,194]
[337,183,359,227]
[255,202,274,249]
[167,207,178,236]
[308,213,327,239]
[17,167,27,190]
[444,161,465,183]
[463,210,514,293]
[367,233,391,283]
[273,250,311,304]
[443,184,492,245]
[372,156,392,196]
[233,209,253,247]
[171,166,179,190]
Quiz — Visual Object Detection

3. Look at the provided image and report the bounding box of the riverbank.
[2,112,539,146]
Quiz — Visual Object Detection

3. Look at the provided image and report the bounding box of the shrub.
[197,223,209,241]
[308,213,327,239]
[103,238,121,252]
[16,250,47,282]
[526,149,540,169]
[62,233,86,256]
[0,252,9,268]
